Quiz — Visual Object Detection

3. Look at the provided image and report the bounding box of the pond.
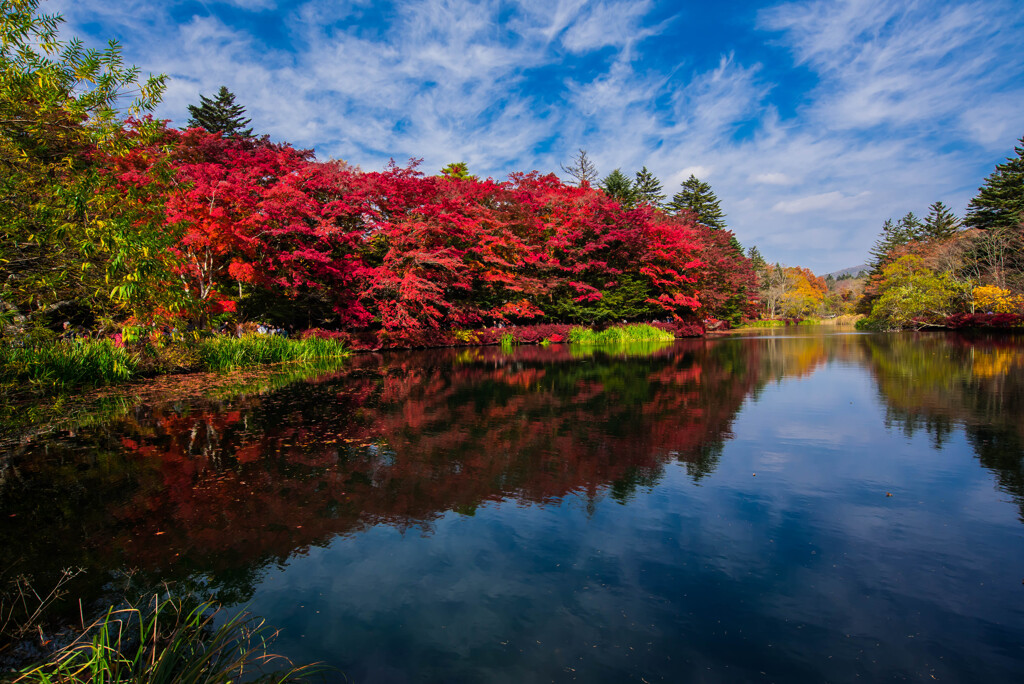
[2,329,1023,682]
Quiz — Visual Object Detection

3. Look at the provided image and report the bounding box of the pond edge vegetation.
[7,593,325,684]
[1,323,689,394]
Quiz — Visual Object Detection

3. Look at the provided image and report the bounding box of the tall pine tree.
[186,86,253,137]
[633,166,665,207]
[920,201,961,239]
[747,246,767,271]
[668,175,726,229]
[965,134,1024,231]
[600,169,635,208]
[669,174,741,251]
[868,212,922,271]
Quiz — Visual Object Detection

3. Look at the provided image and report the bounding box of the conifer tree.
[633,166,665,207]
[439,161,476,180]
[186,86,253,137]
[868,219,897,273]
[965,135,1024,231]
[668,175,726,229]
[669,175,742,251]
[898,211,923,240]
[560,148,599,186]
[600,169,635,208]
[747,246,767,271]
[920,201,961,239]
[868,212,922,272]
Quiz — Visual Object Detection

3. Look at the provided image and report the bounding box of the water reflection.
[2,341,764,595]
[2,331,1024,681]
[862,332,1024,518]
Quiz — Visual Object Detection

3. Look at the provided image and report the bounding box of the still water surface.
[2,329,1024,682]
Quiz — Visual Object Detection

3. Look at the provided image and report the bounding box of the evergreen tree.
[965,135,1024,231]
[560,148,599,186]
[920,201,961,239]
[747,246,767,271]
[600,169,635,208]
[439,161,476,180]
[898,211,923,240]
[186,86,253,137]
[668,174,726,229]
[868,212,921,272]
[633,166,665,207]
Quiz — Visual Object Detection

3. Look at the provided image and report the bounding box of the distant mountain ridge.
[826,264,868,279]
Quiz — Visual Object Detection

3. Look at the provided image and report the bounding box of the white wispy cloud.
[772,191,871,214]
[50,0,1024,272]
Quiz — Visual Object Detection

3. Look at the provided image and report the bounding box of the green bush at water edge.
[567,324,675,345]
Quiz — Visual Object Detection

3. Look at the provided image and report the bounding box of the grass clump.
[499,332,518,350]
[14,595,324,684]
[197,335,348,372]
[567,324,674,345]
[0,340,140,390]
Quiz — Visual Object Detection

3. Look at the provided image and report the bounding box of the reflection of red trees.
[97,342,762,574]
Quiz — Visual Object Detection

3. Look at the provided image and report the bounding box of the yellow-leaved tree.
[0,0,166,329]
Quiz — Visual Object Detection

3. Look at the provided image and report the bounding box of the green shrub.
[499,332,517,349]
[855,317,887,331]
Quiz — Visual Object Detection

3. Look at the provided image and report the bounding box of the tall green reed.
[196,335,348,372]
[14,595,326,684]
[567,324,674,345]
[0,340,139,390]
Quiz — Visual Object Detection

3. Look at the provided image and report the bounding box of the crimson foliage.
[944,313,1024,329]
[116,127,757,337]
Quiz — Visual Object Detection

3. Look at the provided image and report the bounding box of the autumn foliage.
[104,126,756,340]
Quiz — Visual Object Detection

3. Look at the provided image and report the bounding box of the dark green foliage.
[633,166,665,207]
[966,135,1024,231]
[186,86,253,137]
[868,212,922,271]
[560,148,599,186]
[600,168,635,208]
[921,201,961,239]
[540,275,663,325]
[747,246,767,270]
[668,174,726,229]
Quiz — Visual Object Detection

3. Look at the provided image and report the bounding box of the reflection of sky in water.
[3,332,1024,682]
[247,349,1024,683]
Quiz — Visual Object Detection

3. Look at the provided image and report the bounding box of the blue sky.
[55,0,1024,273]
